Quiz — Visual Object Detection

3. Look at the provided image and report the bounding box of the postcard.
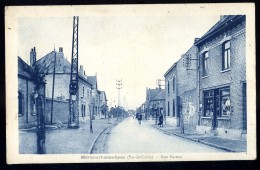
[5,3,256,164]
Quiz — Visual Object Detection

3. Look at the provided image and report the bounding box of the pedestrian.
[137,113,142,125]
[158,113,163,127]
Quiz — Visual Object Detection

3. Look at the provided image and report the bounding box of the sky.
[18,13,220,110]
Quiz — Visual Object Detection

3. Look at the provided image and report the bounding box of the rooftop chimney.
[79,65,84,75]
[59,47,63,53]
[194,38,200,44]
[30,47,36,67]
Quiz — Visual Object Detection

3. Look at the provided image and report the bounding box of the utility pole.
[116,79,122,107]
[50,51,57,124]
[68,16,79,128]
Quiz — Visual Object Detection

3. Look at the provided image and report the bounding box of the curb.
[151,124,238,152]
[88,120,120,154]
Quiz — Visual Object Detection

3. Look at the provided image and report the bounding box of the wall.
[164,66,176,117]
[181,89,199,133]
[198,19,246,132]
[176,45,199,132]
[45,98,69,124]
[45,74,70,99]
[18,76,37,127]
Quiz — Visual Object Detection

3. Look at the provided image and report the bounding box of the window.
[82,104,86,117]
[172,100,175,117]
[83,86,84,97]
[18,91,23,116]
[203,87,231,117]
[31,96,36,116]
[223,41,231,70]
[220,88,231,116]
[204,90,214,116]
[167,81,170,94]
[172,77,175,93]
[167,101,170,116]
[202,52,209,77]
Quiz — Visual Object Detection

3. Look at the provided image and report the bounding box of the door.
[213,89,220,130]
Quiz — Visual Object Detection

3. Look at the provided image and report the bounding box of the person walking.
[158,113,163,127]
[137,112,142,125]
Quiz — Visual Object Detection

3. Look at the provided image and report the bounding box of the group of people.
[134,112,164,127]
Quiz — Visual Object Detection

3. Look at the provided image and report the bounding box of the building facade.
[164,63,178,126]
[18,56,37,127]
[195,15,246,139]
[177,45,199,132]
[99,91,108,118]
[145,88,166,121]
[35,47,93,123]
[164,44,199,130]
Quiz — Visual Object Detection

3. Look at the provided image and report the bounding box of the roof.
[18,56,33,79]
[35,50,93,86]
[87,76,97,89]
[35,51,71,74]
[195,15,245,46]
[164,63,176,77]
[100,91,107,101]
[152,89,165,101]
[147,88,165,101]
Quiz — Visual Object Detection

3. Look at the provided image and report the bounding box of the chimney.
[79,65,84,75]
[30,47,36,67]
[194,38,200,44]
[59,47,63,53]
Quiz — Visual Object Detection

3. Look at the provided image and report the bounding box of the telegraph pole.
[50,51,57,124]
[68,16,79,128]
[116,79,122,108]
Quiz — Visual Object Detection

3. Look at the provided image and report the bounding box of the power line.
[116,79,122,107]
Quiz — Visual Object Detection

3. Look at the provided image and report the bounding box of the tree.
[32,65,46,154]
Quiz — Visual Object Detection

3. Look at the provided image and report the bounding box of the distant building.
[145,88,166,121]
[87,75,99,117]
[99,91,108,118]
[195,15,246,139]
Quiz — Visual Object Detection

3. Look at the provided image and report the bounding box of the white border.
[5,3,256,164]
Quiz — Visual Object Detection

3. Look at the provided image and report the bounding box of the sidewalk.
[19,118,119,154]
[146,119,247,152]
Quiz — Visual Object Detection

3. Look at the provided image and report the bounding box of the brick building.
[164,44,199,131]
[195,15,246,139]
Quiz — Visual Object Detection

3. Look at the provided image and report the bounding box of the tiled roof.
[148,88,165,101]
[152,89,165,101]
[35,51,71,74]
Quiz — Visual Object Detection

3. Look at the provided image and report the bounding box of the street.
[106,117,224,153]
